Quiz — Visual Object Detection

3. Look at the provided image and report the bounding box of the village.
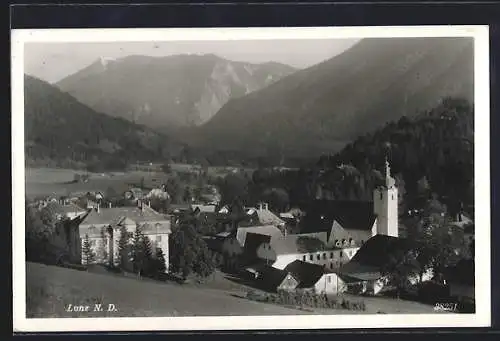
[25,158,475,314]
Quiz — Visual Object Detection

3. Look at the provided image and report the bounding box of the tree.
[98,227,108,263]
[131,225,154,278]
[82,234,95,265]
[117,225,129,269]
[153,248,167,273]
[169,223,215,280]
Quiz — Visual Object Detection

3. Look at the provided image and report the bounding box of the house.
[444,259,475,304]
[217,225,283,271]
[256,232,359,271]
[145,188,170,201]
[124,188,145,202]
[78,200,172,271]
[299,159,399,248]
[245,203,286,229]
[338,235,432,295]
[284,260,347,295]
[245,263,299,292]
[50,209,90,264]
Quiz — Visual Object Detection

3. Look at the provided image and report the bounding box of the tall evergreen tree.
[82,234,95,265]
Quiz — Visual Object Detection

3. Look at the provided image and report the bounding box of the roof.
[300,200,376,239]
[284,260,326,288]
[445,259,475,286]
[44,202,86,216]
[269,232,329,255]
[80,205,169,227]
[244,232,274,258]
[191,204,217,213]
[338,235,413,281]
[236,225,283,247]
[247,264,290,291]
[255,208,286,226]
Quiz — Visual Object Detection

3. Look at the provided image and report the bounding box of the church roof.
[299,200,376,239]
[338,235,413,281]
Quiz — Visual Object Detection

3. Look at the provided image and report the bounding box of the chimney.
[96,203,100,213]
[108,202,112,208]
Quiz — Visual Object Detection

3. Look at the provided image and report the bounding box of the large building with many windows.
[78,201,171,271]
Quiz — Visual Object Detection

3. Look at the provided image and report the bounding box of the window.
[309,254,313,261]
[330,252,334,259]
[339,252,343,258]
[317,254,320,261]
[330,263,334,269]
[392,194,394,200]
[323,253,326,260]
[380,192,383,200]
[156,236,162,242]
[303,255,306,261]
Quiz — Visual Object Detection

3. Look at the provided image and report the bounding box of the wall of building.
[313,273,346,295]
[257,243,360,271]
[373,186,398,237]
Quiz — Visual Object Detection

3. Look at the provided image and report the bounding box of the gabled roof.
[236,225,283,247]
[255,208,286,227]
[338,235,413,281]
[44,202,87,216]
[284,260,326,288]
[248,264,291,291]
[191,204,217,213]
[80,205,169,227]
[268,232,329,255]
[300,200,376,239]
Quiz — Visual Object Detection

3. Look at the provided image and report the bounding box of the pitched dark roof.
[445,259,475,286]
[250,264,290,291]
[338,235,413,281]
[243,232,273,259]
[284,260,326,288]
[300,200,376,239]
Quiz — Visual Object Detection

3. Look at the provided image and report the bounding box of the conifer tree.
[82,234,95,265]
[117,225,129,269]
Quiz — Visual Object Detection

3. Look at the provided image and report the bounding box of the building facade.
[78,201,171,272]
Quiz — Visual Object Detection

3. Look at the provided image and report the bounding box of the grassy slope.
[25,262,312,317]
[26,262,439,318]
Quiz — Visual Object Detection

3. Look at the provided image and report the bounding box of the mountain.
[197,37,474,157]
[24,75,184,171]
[56,54,296,130]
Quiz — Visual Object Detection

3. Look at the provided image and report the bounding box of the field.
[25,262,441,318]
[24,166,254,199]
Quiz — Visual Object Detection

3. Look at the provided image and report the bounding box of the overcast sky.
[24,39,359,83]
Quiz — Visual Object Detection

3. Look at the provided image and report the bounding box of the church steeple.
[373,155,399,238]
[384,156,396,189]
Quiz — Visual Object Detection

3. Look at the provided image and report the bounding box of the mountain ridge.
[24,74,184,171]
[56,54,296,129]
[196,37,474,157]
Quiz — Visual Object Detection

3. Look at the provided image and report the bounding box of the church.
[299,158,399,247]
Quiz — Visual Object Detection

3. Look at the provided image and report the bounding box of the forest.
[214,97,474,219]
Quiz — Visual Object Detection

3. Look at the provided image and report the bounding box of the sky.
[24,39,359,83]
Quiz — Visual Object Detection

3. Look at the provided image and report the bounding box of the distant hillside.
[24,75,184,171]
[244,97,474,214]
[56,54,296,130]
[198,37,474,157]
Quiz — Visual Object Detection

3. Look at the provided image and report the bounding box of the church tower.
[373,157,399,237]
